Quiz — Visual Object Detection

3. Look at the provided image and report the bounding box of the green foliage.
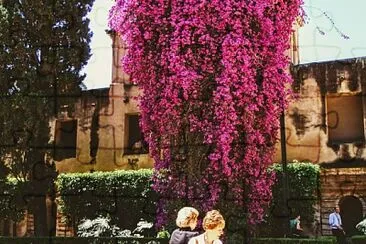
[77,216,154,239]
[77,216,125,237]
[156,229,170,239]
[57,163,320,239]
[351,235,366,244]
[0,0,95,177]
[0,4,8,32]
[258,161,320,237]
[57,169,157,231]
[0,179,26,221]
[0,237,169,244]
[253,237,336,244]
[0,0,94,234]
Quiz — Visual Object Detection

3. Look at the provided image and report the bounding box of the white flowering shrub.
[77,216,154,238]
[356,218,366,235]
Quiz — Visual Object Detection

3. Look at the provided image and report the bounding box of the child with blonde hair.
[188,210,225,244]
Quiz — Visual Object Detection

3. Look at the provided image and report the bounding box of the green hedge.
[0,237,168,244]
[257,161,320,237]
[57,162,320,238]
[56,169,157,231]
[0,237,341,244]
[253,237,336,244]
[351,235,366,244]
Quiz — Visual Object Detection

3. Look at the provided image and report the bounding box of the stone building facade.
[281,59,366,236]
[52,31,154,174]
[52,29,366,236]
[52,27,301,173]
[5,24,366,237]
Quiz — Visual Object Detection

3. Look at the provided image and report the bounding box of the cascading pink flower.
[109,0,302,226]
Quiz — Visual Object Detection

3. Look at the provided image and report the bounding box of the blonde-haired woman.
[169,207,199,244]
[188,210,225,244]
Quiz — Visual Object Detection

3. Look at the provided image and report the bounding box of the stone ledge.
[321,167,366,175]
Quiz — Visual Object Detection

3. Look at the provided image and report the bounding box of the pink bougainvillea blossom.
[109,0,302,226]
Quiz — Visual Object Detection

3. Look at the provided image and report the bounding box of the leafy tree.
[0,0,94,236]
[110,0,302,239]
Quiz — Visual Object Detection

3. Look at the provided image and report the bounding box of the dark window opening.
[340,196,363,236]
[124,115,148,155]
[54,120,77,161]
[326,94,364,144]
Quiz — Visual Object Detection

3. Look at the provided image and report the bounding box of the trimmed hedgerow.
[56,169,157,232]
[253,237,336,244]
[57,162,320,238]
[351,235,366,244]
[0,237,169,244]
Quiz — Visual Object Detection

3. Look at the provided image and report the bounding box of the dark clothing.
[292,229,309,238]
[169,227,199,244]
[332,229,347,244]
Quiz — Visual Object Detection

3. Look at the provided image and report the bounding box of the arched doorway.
[339,196,363,236]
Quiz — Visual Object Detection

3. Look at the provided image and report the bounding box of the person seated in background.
[169,207,199,244]
[132,140,143,154]
[290,215,308,238]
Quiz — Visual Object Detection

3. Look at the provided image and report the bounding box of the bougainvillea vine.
[109,0,302,227]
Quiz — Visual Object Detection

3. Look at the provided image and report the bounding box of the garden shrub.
[156,229,170,239]
[351,235,366,244]
[253,237,336,244]
[257,161,320,237]
[56,169,157,232]
[57,162,320,239]
[0,237,169,244]
[356,218,366,234]
[77,216,126,237]
[77,216,154,238]
[0,178,26,221]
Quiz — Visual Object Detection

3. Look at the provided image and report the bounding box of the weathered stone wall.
[53,32,154,173]
[277,58,366,236]
[320,168,366,235]
[53,83,154,173]
[274,58,366,164]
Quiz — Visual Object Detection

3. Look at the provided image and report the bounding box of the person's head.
[295,215,301,220]
[203,210,225,240]
[176,207,199,230]
[334,206,340,213]
[344,69,351,80]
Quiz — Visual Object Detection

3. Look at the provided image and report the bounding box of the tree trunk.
[30,151,50,236]
[3,219,11,236]
[33,196,48,236]
[48,193,57,236]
